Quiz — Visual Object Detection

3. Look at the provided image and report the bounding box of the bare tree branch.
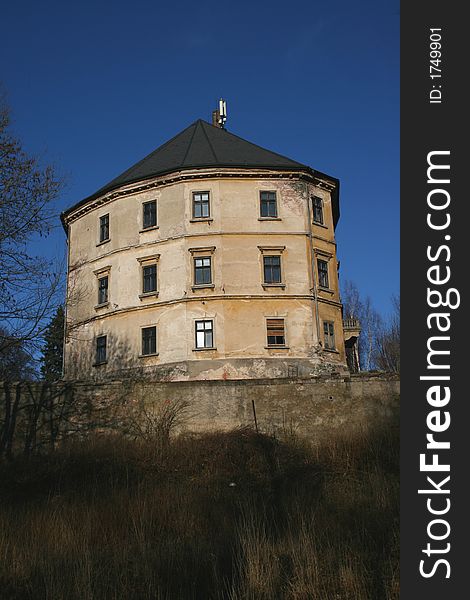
[0,95,65,369]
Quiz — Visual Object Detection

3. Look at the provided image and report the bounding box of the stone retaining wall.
[1,374,399,450]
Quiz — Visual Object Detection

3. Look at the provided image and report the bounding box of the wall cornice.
[63,168,336,230]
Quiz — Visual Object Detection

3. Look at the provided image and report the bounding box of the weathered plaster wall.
[65,172,345,380]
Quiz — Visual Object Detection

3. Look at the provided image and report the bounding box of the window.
[143,264,157,294]
[137,254,160,298]
[312,196,324,225]
[98,275,108,305]
[192,192,210,219]
[266,318,286,347]
[317,259,329,289]
[323,321,336,350]
[99,214,109,242]
[258,246,285,288]
[143,200,157,229]
[260,191,278,218]
[96,335,107,364]
[263,255,282,284]
[189,247,216,289]
[94,266,111,309]
[194,257,212,286]
[142,326,157,355]
[195,320,214,349]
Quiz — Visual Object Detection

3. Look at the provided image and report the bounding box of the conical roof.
[96,119,310,195]
[63,119,339,225]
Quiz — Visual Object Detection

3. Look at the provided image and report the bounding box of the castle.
[61,108,359,381]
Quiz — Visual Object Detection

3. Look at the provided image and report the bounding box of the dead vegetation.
[0,423,399,599]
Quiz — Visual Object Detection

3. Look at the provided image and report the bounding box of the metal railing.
[343,317,360,329]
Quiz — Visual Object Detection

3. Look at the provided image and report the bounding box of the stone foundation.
[1,373,399,449]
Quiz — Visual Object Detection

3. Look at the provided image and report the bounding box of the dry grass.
[0,423,399,599]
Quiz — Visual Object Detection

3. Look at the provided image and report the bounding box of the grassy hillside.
[0,425,399,599]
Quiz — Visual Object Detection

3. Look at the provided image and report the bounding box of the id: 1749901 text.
[429,28,442,104]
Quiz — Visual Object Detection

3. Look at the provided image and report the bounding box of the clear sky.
[1,0,399,317]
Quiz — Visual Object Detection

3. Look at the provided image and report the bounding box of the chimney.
[212,109,221,127]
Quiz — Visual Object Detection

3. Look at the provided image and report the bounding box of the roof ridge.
[200,120,219,163]
[96,120,200,192]
[181,119,200,166]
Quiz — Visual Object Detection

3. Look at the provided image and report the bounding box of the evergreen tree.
[40,306,65,381]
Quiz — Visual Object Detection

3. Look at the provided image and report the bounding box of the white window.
[189,247,216,289]
[194,257,212,285]
[192,191,210,218]
[195,320,214,349]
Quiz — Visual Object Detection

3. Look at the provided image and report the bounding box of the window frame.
[317,258,330,289]
[142,200,157,230]
[258,246,286,288]
[141,325,157,356]
[142,263,157,294]
[97,275,109,305]
[312,196,324,225]
[194,319,215,350]
[266,318,287,348]
[259,191,278,219]
[99,214,110,244]
[189,247,216,290]
[93,266,111,309]
[192,191,211,220]
[194,256,212,286]
[323,321,336,351]
[95,335,107,365]
[137,254,160,298]
[263,255,282,285]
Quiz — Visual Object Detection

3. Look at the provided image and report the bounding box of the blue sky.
[1,0,399,317]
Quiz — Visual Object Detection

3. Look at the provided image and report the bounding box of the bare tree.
[0,380,75,459]
[0,95,64,359]
[341,280,362,320]
[360,297,383,371]
[0,327,37,381]
[374,295,400,373]
[341,280,383,371]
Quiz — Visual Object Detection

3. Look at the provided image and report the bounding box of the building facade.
[62,119,349,381]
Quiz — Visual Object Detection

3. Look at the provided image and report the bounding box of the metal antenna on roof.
[212,99,227,129]
[219,99,227,129]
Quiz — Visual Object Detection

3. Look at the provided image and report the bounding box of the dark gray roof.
[62,119,339,225]
[96,119,310,194]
